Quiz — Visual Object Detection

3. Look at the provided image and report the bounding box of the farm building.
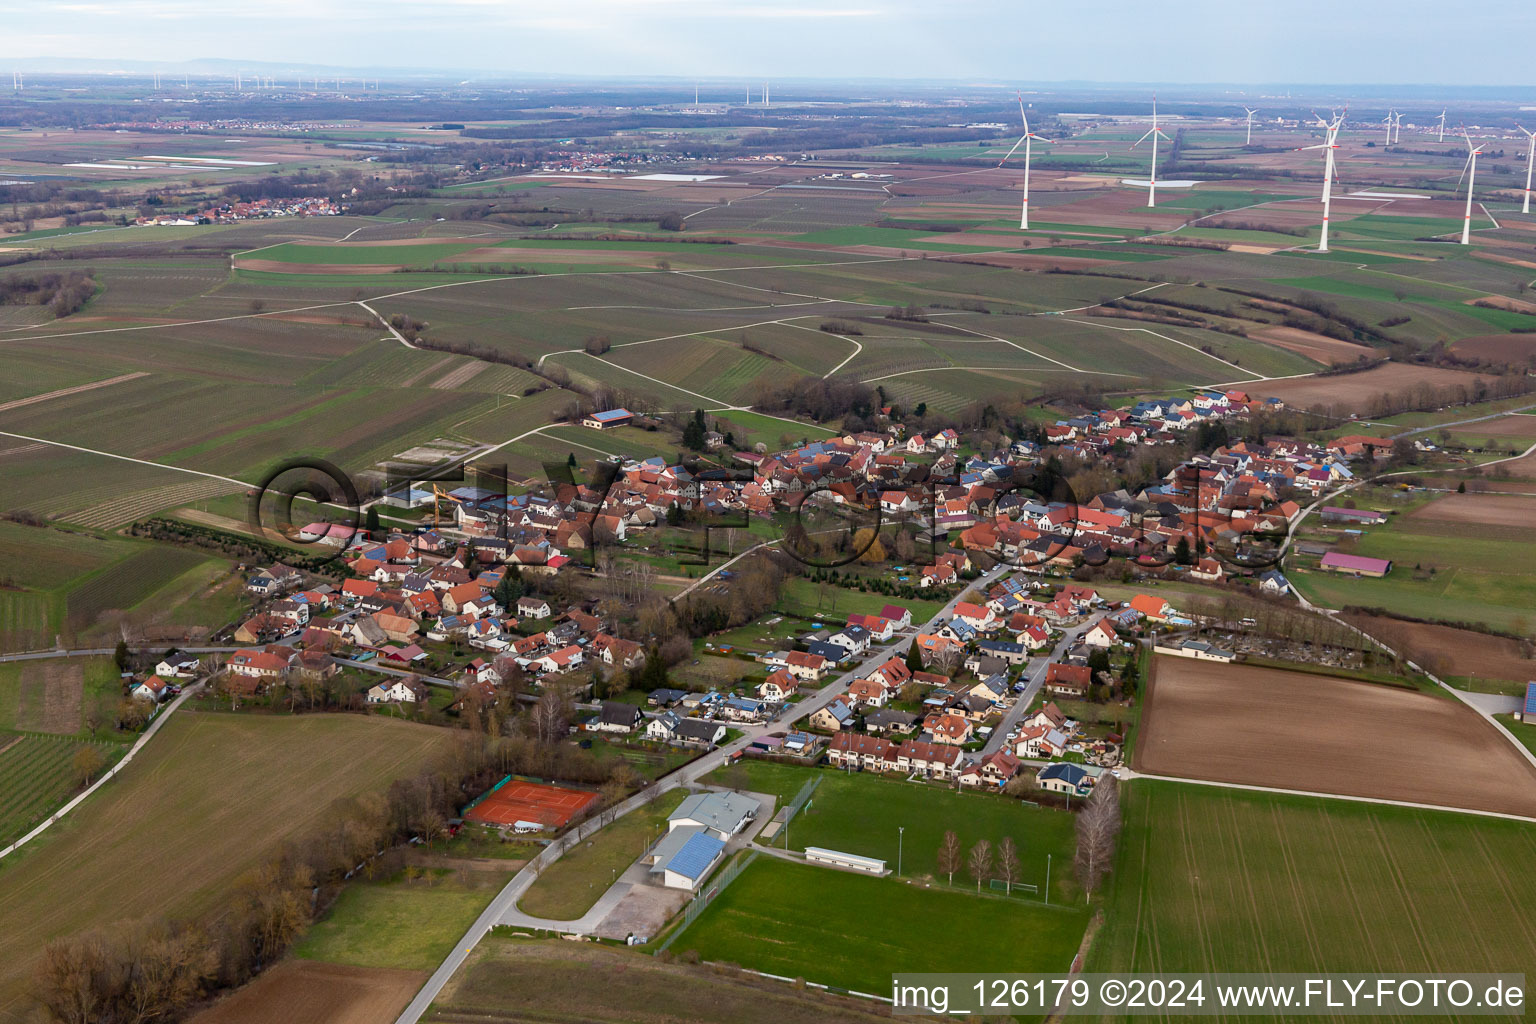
[1522,682,1536,724]
[1319,507,1387,525]
[581,408,633,430]
[1319,552,1392,577]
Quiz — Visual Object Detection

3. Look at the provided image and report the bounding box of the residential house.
[959,750,1023,788]
[132,675,170,702]
[516,596,553,619]
[759,669,799,702]
[924,711,973,746]
[784,650,829,681]
[590,700,642,734]
[1045,663,1092,697]
[809,699,855,732]
[1037,762,1101,797]
[154,653,200,679]
[366,678,431,704]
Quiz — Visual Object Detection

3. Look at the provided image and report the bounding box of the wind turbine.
[997,93,1053,230]
[1518,125,1535,215]
[1132,95,1172,208]
[1457,127,1484,245]
[1381,110,1394,147]
[1298,110,1344,253]
[1392,111,1403,145]
[1243,106,1259,146]
[1436,110,1447,143]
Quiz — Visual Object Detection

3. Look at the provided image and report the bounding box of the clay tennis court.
[465,778,599,828]
[1136,656,1536,817]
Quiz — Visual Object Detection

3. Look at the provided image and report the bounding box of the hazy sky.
[10,0,1536,86]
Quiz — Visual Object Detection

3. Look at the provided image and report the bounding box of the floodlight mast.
[1131,95,1172,208]
[997,93,1054,229]
[1458,128,1484,245]
[1297,111,1344,253]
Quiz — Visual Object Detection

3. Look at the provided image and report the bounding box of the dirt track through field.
[188,961,427,1024]
[1136,657,1536,817]
[235,258,404,274]
[0,372,147,414]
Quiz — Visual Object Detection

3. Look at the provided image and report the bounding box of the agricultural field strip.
[0,372,148,413]
[778,321,862,378]
[1058,316,1266,380]
[1128,770,1536,826]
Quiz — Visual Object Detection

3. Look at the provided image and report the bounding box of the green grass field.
[1288,511,1536,635]
[1090,781,1536,990]
[293,866,511,970]
[705,761,1077,900]
[671,856,1089,998]
[0,711,452,1019]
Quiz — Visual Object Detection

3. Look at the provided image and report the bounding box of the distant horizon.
[8,0,1536,89]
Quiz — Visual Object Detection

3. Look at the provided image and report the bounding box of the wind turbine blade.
[1034,136,1056,145]
[1132,128,1156,147]
[997,135,1027,166]
[1455,152,1473,190]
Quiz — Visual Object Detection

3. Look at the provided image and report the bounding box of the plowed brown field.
[1136,657,1536,816]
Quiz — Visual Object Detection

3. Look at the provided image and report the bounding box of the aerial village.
[157,381,1419,813]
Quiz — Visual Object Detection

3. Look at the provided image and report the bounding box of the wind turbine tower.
[1518,125,1535,215]
[1132,95,1172,208]
[1437,109,1447,143]
[1298,110,1344,253]
[1381,111,1394,146]
[1457,127,1484,245]
[1392,110,1403,145]
[1243,106,1259,145]
[997,93,1054,230]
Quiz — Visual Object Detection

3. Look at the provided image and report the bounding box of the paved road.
[391,563,1008,1024]
[979,619,1094,758]
[0,645,242,664]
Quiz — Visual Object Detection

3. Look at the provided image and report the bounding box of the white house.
[1082,618,1118,648]
[132,675,170,702]
[154,654,200,679]
[366,679,429,703]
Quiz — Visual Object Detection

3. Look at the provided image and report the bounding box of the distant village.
[135,196,345,226]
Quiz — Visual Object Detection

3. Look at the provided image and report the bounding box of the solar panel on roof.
[1524,682,1536,717]
[666,830,725,881]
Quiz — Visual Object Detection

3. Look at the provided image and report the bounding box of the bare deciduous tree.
[968,839,994,893]
[1074,776,1122,903]
[937,829,961,886]
[996,836,1019,890]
